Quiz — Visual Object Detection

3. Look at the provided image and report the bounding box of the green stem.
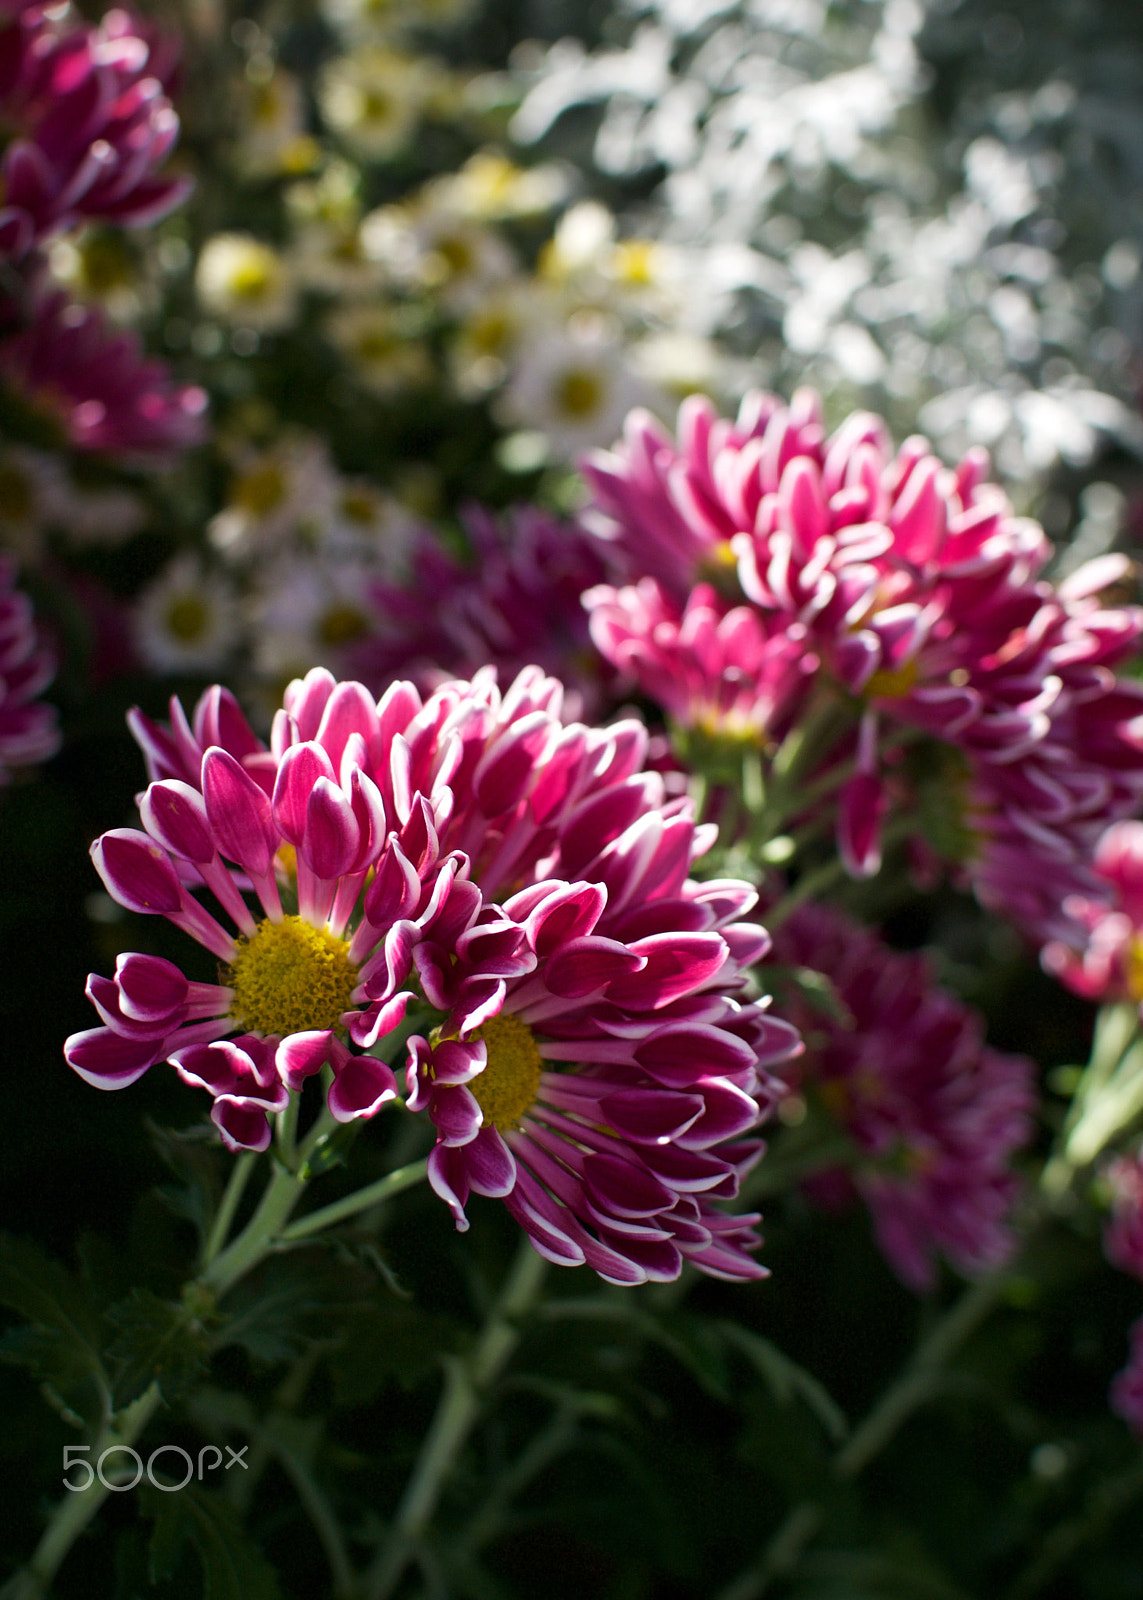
[202,1151,258,1269]
[1005,1455,1143,1600]
[366,1240,548,1600]
[834,1270,1009,1478]
[2,1384,162,1600]
[278,1158,429,1242]
[710,1268,1013,1600]
[198,1161,309,1298]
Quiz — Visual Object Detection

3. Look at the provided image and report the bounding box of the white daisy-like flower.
[447,281,542,398]
[238,67,319,177]
[247,551,385,681]
[134,555,241,674]
[428,150,568,223]
[318,47,446,161]
[61,484,148,549]
[361,196,516,314]
[323,304,434,397]
[320,0,474,42]
[195,233,298,331]
[208,434,341,556]
[325,478,420,569]
[495,313,654,459]
[0,446,69,561]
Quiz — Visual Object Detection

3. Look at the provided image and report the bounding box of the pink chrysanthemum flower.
[771,901,1035,1292]
[0,554,60,781]
[1103,1149,1143,1281]
[584,578,819,751]
[0,287,207,456]
[1111,1316,1143,1438]
[1040,822,1143,1002]
[583,393,1143,942]
[348,506,615,719]
[0,3,189,260]
[66,665,798,1282]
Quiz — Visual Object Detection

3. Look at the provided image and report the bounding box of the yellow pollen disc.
[471,1015,543,1132]
[226,914,359,1037]
[165,595,208,642]
[1126,939,1143,1004]
[866,657,919,700]
[554,368,603,419]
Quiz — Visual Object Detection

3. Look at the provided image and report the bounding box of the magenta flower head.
[1111,1316,1143,1438]
[1041,822,1143,1004]
[1103,1150,1143,1281]
[65,665,799,1282]
[0,3,190,260]
[349,505,615,719]
[582,391,1143,947]
[0,287,207,456]
[771,901,1035,1292]
[0,554,60,781]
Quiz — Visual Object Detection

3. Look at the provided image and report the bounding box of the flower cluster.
[582,391,1143,946]
[0,4,205,457]
[65,666,799,1283]
[1041,822,1143,1006]
[0,555,59,782]
[771,901,1034,1291]
[346,504,616,717]
[0,287,207,456]
[0,2,189,261]
[1111,1319,1143,1439]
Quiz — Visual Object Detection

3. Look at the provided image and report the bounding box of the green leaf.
[146,1483,281,1600]
[0,1234,108,1417]
[148,1121,225,1247]
[720,1322,849,1443]
[106,1288,212,1406]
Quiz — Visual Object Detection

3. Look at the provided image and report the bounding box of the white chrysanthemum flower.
[320,0,473,41]
[208,435,340,555]
[629,331,729,400]
[239,67,318,177]
[62,485,148,549]
[324,304,434,396]
[318,47,445,160]
[0,446,69,561]
[48,229,148,322]
[428,151,568,222]
[326,479,420,568]
[361,197,516,314]
[496,314,654,459]
[447,282,542,397]
[248,552,384,681]
[195,234,297,330]
[287,218,386,297]
[134,555,241,673]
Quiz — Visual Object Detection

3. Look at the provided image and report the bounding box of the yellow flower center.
[0,462,34,521]
[554,367,604,419]
[233,462,286,516]
[471,1014,543,1131]
[319,603,368,647]
[865,657,919,699]
[227,914,359,1037]
[1126,939,1143,1004]
[165,595,209,642]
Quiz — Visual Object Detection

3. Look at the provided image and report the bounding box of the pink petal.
[92,829,182,914]
[64,1026,162,1089]
[202,746,278,876]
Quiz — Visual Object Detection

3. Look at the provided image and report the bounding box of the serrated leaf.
[106,1288,211,1406]
[720,1322,849,1443]
[146,1483,281,1600]
[148,1121,224,1246]
[0,1234,108,1417]
[297,1120,360,1180]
